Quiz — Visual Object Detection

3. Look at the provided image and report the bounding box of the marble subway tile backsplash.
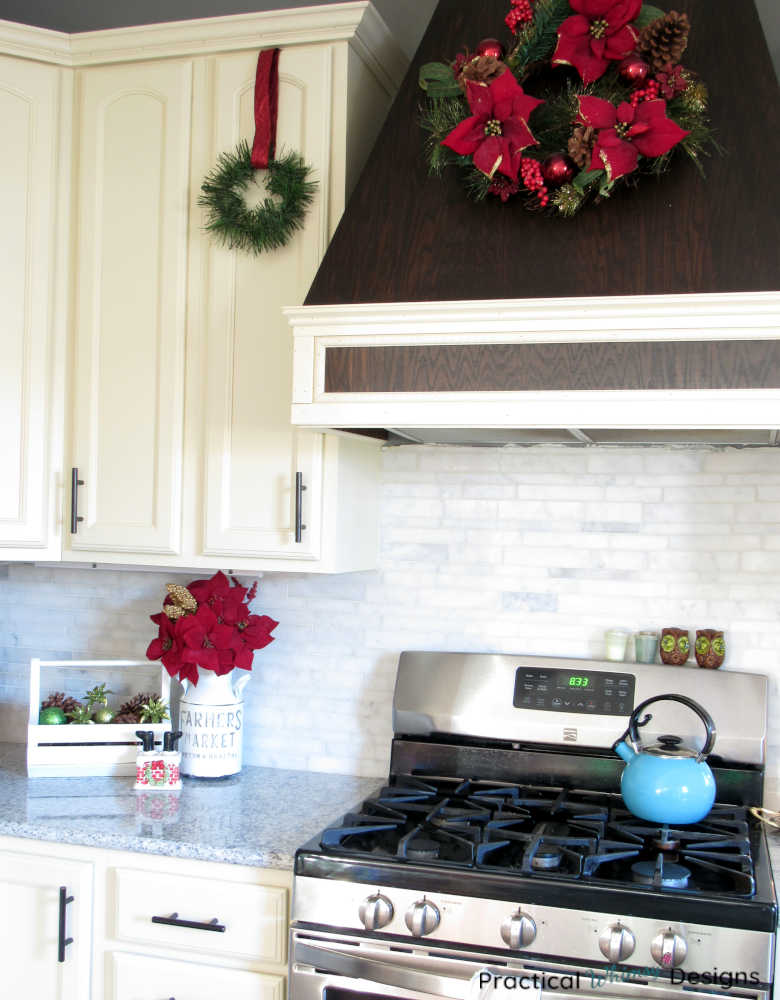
[1,445,779,783]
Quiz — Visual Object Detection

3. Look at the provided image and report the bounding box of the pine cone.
[116,692,157,722]
[41,692,84,716]
[638,11,690,73]
[458,56,506,91]
[568,125,596,169]
[112,713,140,725]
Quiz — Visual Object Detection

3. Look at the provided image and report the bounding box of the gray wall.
[2,2,776,75]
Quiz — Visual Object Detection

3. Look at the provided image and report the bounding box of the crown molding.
[285,290,780,344]
[0,2,406,75]
[0,19,71,65]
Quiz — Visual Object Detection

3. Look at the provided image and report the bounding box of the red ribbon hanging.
[251,48,280,169]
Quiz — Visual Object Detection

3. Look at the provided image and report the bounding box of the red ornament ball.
[541,153,576,187]
[619,56,650,86]
[476,38,505,60]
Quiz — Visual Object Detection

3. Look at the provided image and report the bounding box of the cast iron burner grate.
[317,775,757,896]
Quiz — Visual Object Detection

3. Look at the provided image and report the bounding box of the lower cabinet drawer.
[108,951,285,1000]
[112,867,288,963]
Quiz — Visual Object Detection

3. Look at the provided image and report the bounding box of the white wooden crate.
[27,659,172,777]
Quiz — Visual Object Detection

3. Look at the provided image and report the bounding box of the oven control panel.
[512,667,635,716]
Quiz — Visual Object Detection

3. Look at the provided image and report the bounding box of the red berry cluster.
[520,157,548,207]
[488,175,521,202]
[505,0,534,34]
[629,79,661,107]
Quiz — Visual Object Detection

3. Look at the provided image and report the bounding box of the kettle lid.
[644,734,699,758]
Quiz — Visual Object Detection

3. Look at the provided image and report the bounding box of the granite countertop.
[0,744,379,869]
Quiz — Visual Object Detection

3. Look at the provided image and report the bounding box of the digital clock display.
[555,673,593,690]
[513,666,635,715]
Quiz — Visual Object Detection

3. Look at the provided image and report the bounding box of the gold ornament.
[163,604,187,621]
[166,583,198,613]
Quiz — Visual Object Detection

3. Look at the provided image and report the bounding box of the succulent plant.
[116,691,157,723]
[85,683,113,710]
[67,705,95,725]
[139,697,170,724]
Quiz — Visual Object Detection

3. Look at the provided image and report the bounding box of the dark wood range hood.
[287,0,780,446]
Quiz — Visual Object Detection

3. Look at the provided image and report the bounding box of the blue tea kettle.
[613,694,717,825]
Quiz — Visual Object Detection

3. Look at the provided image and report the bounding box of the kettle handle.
[627,694,716,760]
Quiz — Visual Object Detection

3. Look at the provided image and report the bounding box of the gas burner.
[653,828,681,851]
[531,845,562,870]
[632,856,691,889]
[404,836,441,861]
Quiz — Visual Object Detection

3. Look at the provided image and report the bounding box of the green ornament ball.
[92,706,115,724]
[39,706,67,725]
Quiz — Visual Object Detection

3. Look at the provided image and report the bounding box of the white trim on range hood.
[286,290,780,441]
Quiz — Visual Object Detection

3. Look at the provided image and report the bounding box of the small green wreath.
[199,139,317,255]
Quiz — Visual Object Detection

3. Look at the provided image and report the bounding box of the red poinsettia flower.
[577,95,689,180]
[239,614,279,651]
[187,569,234,606]
[147,571,274,683]
[655,63,689,100]
[553,0,641,83]
[177,605,237,677]
[442,71,543,180]
[146,613,183,674]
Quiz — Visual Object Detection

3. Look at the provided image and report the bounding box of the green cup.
[634,630,658,664]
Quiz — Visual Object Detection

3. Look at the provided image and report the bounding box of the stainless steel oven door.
[291,930,771,1000]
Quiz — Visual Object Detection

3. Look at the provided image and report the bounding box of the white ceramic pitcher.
[178,669,250,778]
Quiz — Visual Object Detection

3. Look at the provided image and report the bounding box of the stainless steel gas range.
[290,653,777,1000]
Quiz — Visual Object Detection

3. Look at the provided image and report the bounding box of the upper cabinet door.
[0,57,65,557]
[68,60,192,556]
[198,46,335,561]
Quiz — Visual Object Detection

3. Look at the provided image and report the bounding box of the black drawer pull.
[294,471,307,542]
[70,468,84,534]
[58,886,74,963]
[151,912,226,933]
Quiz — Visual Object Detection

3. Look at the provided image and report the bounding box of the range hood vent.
[287,0,780,446]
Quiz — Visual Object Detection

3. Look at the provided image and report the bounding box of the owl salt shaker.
[695,629,725,669]
[660,627,690,665]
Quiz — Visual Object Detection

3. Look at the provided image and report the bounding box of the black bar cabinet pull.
[151,912,226,933]
[70,467,84,534]
[58,886,74,963]
[294,471,307,543]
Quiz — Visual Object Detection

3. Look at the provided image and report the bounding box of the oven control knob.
[501,911,537,950]
[599,923,635,962]
[651,929,688,969]
[405,899,440,937]
[359,893,394,931]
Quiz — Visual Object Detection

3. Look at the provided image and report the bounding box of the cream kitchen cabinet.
[0,53,69,561]
[0,846,93,999]
[58,6,402,573]
[67,57,193,559]
[108,953,284,1000]
[0,835,293,1000]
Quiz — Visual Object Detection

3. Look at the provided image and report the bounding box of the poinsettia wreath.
[419,1,717,215]
[146,571,278,685]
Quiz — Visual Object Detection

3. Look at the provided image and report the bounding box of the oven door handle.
[294,940,481,999]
